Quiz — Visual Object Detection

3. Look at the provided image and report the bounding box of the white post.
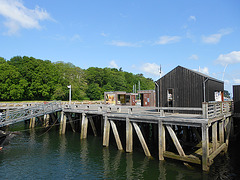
[67,85,71,105]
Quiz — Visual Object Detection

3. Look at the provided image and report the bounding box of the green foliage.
[0,56,155,101]
[86,83,102,100]
[224,90,230,98]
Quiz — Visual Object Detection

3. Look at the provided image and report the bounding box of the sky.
[0,0,239,95]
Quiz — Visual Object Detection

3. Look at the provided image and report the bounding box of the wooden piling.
[80,113,88,139]
[29,117,36,128]
[59,111,67,134]
[126,117,133,153]
[158,120,165,160]
[103,115,110,147]
[212,122,218,151]
[44,114,50,128]
[202,124,209,171]
[219,120,224,144]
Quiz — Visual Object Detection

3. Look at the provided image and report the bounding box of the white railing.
[202,101,233,119]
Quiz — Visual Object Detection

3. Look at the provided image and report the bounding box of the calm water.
[0,126,240,179]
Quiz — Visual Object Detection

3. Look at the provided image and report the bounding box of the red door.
[131,95,136,106]
[143,94,150,106]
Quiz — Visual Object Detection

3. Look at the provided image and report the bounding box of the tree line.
[0,56,155,101]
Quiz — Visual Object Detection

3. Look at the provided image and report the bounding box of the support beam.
[219,120,224,144]
[164,151,201,164]
[110,120,123,150]
[192,127,201,142]
[202,124,209,171]
[89,116,97,136]
[59,111,67,134]
[50,113,57,122]
[159,120,165,160]
[126,117,133,153]
[166,125,185,157]
[212,122,218,151]
[80,113,88,139]
[66,113,76,133]
[209,143,227,162]
[103,116,110,147]
[133,122,151,157]
[224,117,232,152]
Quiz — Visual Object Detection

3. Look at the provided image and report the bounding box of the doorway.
[167,89,174,107]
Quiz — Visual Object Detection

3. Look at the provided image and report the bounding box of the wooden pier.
[0,101,234,171]
[61,101,234,171]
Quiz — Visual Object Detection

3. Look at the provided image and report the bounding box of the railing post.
[213,103,216,117]
[98,106,103,112]
[202,102,208,119]
[128,108,133,114]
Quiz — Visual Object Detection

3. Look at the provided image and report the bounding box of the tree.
[0,56,155,101]
[0,57,6,64]
[86,83,102,100]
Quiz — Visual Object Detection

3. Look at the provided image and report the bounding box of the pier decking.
[0,101,234,171]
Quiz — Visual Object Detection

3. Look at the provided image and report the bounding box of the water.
[0,127,240,179]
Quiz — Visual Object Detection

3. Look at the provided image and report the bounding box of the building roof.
[158,65,223,83]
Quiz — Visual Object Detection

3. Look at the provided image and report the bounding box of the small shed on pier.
[138,90,156,107]
[104,91,138,106]
[155,66,224,108]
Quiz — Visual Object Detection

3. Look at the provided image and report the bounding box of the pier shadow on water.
[0,126,240,179]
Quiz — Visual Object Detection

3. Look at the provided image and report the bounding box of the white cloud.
[224,79,230,85]
[155,36,181,45]
[198,67,209,75]
[215,51,240,66]
[70,34,81,41]
[109,40,141,47]
[234,79,240,84]
[101,32,107,37]
[188,15,196,22]
[189,54,199,60]
[141,63,160,76]
[202,28,232,44]
[109,60,118,68]
[0,0,52,35]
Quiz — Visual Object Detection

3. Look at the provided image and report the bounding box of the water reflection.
[0,128,239,179]
[112,150,123,172]
[159,161,166,180]
[103,147,110,177]
[80,138,89,173]
[126,153,133,180]
[29,129,36,147]
[42,132,49,155]
[59,134,66,157]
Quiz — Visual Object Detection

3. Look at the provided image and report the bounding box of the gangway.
[0,101,62,127]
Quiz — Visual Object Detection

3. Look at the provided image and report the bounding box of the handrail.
[0,101,62,127]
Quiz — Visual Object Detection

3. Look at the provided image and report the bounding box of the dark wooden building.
[233,85,240,113]
[155,66,224,108]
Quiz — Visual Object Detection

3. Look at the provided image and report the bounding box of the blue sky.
[0,0,239,95]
